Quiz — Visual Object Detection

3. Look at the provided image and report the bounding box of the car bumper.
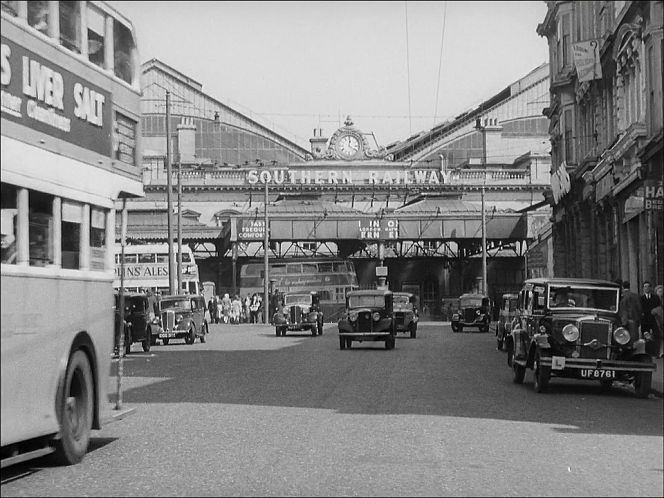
[540,356,657,372]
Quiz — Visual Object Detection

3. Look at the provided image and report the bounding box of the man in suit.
[619,281,642,341]
[640,281,662,357]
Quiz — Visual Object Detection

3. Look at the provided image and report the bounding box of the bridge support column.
[232,242,238,296]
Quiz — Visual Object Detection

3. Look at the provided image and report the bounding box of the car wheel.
[200,325,206,343]
[458,325,463,333]
[186,328,196,345]
[346,337,352,349]
[451,324,458,333]
[318,321,323,335]
[339,336,346,350]
[142,328,151,353]
[512,360,526,384]
[53,350,93,465]
[533,352,550,393]
[275,327,280,337]
[311,324,317,336]
[162,338,169,345]
[150,335,157,346]
[124,328,131,355]
[634,357,652,398]
[385,335,395,350]
[497,332,504,351]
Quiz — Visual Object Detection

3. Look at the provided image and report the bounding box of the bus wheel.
[54,350,93,465]
[142,329,151,353]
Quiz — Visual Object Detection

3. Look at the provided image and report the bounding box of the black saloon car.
[338,289,396,350]
[158,295,208,345]
[273,291,324,337]
[114,292,159,354]
[393,292,418,338]
[451,293,491,333]
[506,278,657,397]
[496,293,519,350]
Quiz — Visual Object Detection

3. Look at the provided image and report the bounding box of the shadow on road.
[111,325,664,438]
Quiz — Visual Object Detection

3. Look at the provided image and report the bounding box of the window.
[89,207,106,270]
[561,14,571,68]
[59,1,81,53]
[1,1,18,16]
[156,253,168,263]
[1,183,17,265]
[287,264,301,274]
[564,108,574,163]
[28,1,49,35]
[61,200,81,269]
[113,20,135,84]
[139,253,155,263]
[301,263,317,273]
[30,191,54,267]
[87,4,105,68]
[114,113,137,165]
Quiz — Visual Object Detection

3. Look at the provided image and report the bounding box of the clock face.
[337,134,361,158]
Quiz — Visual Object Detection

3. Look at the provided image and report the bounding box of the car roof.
[393,292,413,297]
[524,277,619,287]
[348,289,392,296]
[459,293,488,298]
[285,291,317,296]
[115,292,148,299]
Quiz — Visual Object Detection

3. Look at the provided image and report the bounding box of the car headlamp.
[349,311,358,322]
[613,326,630,345]
[176,314,183,323]
[642,330,653,341]
[539,325,547,333]
[372,312,381,321]
[476,309,481,315]
[282,306,290,315]
[562,324,579,342]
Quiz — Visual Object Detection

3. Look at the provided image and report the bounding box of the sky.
[111,1,549,150]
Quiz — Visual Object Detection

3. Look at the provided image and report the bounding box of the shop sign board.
[644,179,663,212]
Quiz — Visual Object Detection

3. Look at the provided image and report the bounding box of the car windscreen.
[160,299,192,311]
[459,297,484,307]
[547,285,618,311]
[349,295,385,308]
[393,295,411,310]
[284,294,312,305]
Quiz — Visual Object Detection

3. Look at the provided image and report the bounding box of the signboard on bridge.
[358,219,399,240]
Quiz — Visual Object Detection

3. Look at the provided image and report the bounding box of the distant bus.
[1,1,143,467]
[113,243,202,295]
[238,258,359,321]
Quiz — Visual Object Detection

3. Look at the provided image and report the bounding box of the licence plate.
[159,333,176,338]
[580,369,615,379]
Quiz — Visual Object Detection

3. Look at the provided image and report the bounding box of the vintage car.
[158,295,208,345]
[506,278,657,397]
[393,292,418,338]
[496,293,519,350]
[273,291,324,337]
[114,292,159,354]
[338,289,396,350]
[451,293,491,333]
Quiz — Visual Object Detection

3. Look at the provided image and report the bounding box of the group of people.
[618,280,663,359]
[207,293,264,324]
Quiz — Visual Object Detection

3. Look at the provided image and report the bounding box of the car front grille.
[162,310,175,331]
[289,306,302,323]
[464,309,476,322]
[356,312,373,331]
[394,312,405,326]
[579,321,611,359]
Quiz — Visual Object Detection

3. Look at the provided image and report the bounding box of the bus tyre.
[54,350,93,465]
[142,329,151,353]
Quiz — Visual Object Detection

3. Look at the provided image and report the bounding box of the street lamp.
[166,91,175,295]
[475,118,488,295]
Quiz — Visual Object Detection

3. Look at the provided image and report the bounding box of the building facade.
[538,0,663,289]
[122,59,553,316]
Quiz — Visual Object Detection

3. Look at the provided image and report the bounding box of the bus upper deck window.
[1,1,19,16]
[86,5,105,68]
[113,20,135,84]
[28,1,49,35]
[59,1,81,53]
[1,183,17,265]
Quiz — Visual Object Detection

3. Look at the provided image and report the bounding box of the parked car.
[393,292,418,338]
[158,295,208,345]
[451,293,491,333]
[338,289,396,350]
[496,293,519,350]
[114,292,159,354]
[273,291,323,337]
[506,278,657,397]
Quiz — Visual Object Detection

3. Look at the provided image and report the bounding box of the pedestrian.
[250,293,260,323]
[230,295,242,324]
[652,284,663,358]
[640,281,662,357]
[618,280,642,343]
[207,298,214,324]
[221,293,232,324]
[211,296,219,324]
[243,294,251,323]
[257,295,264,324]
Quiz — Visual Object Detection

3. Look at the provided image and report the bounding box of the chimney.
[177,117,197,164]
[309,127,327,155]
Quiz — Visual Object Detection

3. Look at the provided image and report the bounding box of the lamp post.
[166,91,175,295]
[177,157,182,294]
[475,118,488,295]
[263,175,269,324]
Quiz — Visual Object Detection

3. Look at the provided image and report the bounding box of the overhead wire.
[433,1,448,127]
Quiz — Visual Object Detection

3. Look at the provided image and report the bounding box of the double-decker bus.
[1,1,143,467]
[238,258,359,321]
[113,243,202,295]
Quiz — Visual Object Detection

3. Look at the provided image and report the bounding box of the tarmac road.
[2,322,662,497]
